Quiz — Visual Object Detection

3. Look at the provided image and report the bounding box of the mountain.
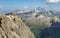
[10,7,60,18]
[0,14,35,38]
[6,7,60,38]
[23,14,60,38]
[14,9,60,38]
[36,7,60,17]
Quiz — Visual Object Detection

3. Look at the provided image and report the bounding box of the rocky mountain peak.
[0,14,35,38]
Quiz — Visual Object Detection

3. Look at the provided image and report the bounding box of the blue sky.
[0,0,60,13]
[0,0,45,9]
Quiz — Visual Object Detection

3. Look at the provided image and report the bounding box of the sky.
[0,0,60,13]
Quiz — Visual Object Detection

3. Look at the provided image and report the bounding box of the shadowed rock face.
[0,14,35,38]
[40,21,60,38]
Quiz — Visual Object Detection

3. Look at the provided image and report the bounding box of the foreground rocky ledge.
[0,14,35,38]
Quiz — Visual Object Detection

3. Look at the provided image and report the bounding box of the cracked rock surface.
[0,14,35,38]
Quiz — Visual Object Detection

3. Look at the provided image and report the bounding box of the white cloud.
[47,0,60,3]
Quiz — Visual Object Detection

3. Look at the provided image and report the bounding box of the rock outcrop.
[0,14,35,38]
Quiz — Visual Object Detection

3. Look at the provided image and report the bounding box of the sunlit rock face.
[0,14,35,38]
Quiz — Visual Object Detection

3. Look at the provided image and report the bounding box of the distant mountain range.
[6,7,60,18]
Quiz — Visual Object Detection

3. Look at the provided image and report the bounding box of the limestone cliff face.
[0,14,35,38]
